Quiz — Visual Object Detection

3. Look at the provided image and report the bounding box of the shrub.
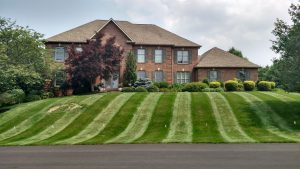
[243,81,255,91]
[202,88,211,92]
[224,80,239,91]
[147,85,159,92]
[135,87,148,92]
[215,87,225,92]
[169,83,184,92]
[209,81,221,88]
[25,94,41,102]
[154,81,169,88]
[182,82,208,92]
[41,92,54,99]
[122,87,135,92]
[133,79,153,88]
[237,83,244,91]
[0,89,25,106]
[257,81,273,91]
[270,82,276,89]
[202,78,209,85]
[159,88,171,92]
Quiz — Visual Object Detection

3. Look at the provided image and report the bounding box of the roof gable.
[196,47,260,68]
[46,19,200,47]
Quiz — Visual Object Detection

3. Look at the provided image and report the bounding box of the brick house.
[45,19,259,89]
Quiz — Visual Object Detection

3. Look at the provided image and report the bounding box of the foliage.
[202,78,209,85]
[271,2,300,91]
[169,83,184,92]
[228,47,244,58]
[243,81,256,91]
[209,81,221,88]
[65,32,123,93]
[133,78,153,88]
[154,81,169,88]
[123,51,137,87]
[224,80,239,91]
[0,89,25,106]
[257,81,274,91]
[182,82,208,92]
[135,86,148,92]
[147,85,159,92]
[258,65,283,88]
[122,87,135,92]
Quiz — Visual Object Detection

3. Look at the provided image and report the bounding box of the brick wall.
[196,68,258,82]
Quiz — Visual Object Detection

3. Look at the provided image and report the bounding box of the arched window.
[237,69,250,81]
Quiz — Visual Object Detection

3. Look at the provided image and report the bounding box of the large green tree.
[123,51,137,86]
[271,2,300,91]
[228,47,244,58]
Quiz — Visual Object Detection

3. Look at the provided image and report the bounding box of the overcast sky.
[0,0,297,66]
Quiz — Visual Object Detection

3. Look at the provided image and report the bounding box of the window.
[237,69,249,81]
[209,70,218,81]
[54,71,65,87]
[137,49,145,63]
[176,72,190,83]
[76,47,83,53]
[137,71,146,79]
[55,47,65,61]
[154,71,163,82]
[154,49,163,63]
[177,51,189,64]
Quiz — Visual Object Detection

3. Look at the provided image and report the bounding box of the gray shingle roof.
[195,47,260,68]
[46,19,200,47]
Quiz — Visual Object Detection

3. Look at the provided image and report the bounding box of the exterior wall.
[196,68,258,82]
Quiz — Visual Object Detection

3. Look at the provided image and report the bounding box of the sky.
[0,0,298,66]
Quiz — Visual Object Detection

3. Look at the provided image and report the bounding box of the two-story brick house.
[45,19,259,89]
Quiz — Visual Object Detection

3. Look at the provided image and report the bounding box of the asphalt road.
[0,144,299,169]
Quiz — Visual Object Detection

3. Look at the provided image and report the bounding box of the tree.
[123,51,137,86]
[65,32,123,93]
[228,47,244,58]
[271,2,300,91]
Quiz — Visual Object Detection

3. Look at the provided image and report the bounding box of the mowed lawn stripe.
[0,100,47,127]
[36,93,119,145]
[163,92,193,143]
[260,92,296,102]
[0,99,51,134]
[223,92,287,142]
[135,93,176,143]
[0,97,74,142]
[236,92,300,142]
[9,94,104,145]
[106,93,162,143]
[56,93,134,144]
[206,92,255,142]
[82,93,148,144]
[191,93,223,143]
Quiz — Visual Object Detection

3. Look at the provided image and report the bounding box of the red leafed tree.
[65,32,123,93]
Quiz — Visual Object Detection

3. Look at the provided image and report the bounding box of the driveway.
[0,144,299,169]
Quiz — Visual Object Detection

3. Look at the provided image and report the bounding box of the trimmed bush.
[237,83,244,91]
[169,83,184,92]
[257,81,274,91]
[270,82,276,89]
[147,85,159,92]
[243,81,255,91]
[25,94,41,102]
[182,82,208,92]
[154,81,169,88]
[133,79,152,88]
[0,89,25,106]
[209,81,221,88]
[122,87,135,92]
[224,80,239,91]
[202,78,209,85]
[135,87,148,92]
[215,87,225,92]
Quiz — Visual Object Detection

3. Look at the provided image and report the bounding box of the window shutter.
[134,49,138,61]
[173,49,177,64]
[152,71,155,81]
[162,49,166,63]
[188,50,192,64]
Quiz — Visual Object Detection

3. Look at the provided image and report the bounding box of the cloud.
[112,0,294,66]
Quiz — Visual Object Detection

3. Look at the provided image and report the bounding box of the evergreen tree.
[123,51,137,86]
[228,47,244,58]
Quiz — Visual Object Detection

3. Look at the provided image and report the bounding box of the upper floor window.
[154,49,163,63]
[177,51,189,64]
[137,49,145,63]
[237,69,249,81]
[154,70,163,82]
[137,70,146,80]
[176,71,190,83]
[55,47,65,61]
[209,70,218,81]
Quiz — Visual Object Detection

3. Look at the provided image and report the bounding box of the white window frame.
[176,72,190,83]
[154,49,163,63]
[137,70,146,80]
[154,71,163,82]
[137,49,145,63]
[177,51,189,64]
[54,71,65,87]
[209,70,218,81]
[54,47,65,62]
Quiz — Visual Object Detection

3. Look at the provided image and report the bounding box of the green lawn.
[0,91,299,145]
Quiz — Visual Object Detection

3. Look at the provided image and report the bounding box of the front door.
[104,72,119,89]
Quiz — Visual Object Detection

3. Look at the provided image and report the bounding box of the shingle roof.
[46,19,200,47]
[195,47,260,68]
